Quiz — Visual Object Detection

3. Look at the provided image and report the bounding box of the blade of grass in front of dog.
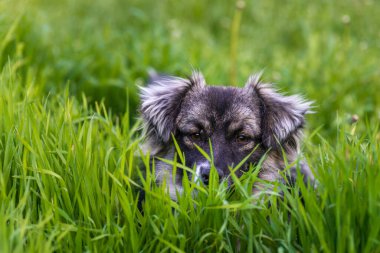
[172,134,185,164]
[208,139,214,164]
[194,143,211,162]
[228,146,261,198]
[156,157,195,175]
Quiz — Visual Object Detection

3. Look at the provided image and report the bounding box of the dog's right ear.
[245,73,312,150]
[140,71,205,143]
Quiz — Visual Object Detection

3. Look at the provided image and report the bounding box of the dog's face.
[140,72,311,196]
[175,85,265,183]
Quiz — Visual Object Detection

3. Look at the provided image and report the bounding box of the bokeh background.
[2,0,379,139]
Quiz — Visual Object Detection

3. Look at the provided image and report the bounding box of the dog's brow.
[178,119,211,133]
[228,120,258,136]
[228,122,243,133]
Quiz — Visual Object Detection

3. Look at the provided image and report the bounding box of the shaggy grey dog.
[140,71,314,199]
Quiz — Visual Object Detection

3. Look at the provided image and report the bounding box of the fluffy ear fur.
[140,71,205,144]
[245,73,312,150]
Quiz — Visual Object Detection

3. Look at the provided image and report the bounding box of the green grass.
[1,0,380,252]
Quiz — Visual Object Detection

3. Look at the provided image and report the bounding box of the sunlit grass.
[1,61,380,252]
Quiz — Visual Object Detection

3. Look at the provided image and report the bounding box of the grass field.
[1,0,380,252]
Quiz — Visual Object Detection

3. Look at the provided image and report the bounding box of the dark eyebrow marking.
[177,119,211,134]
[227,119,260,137]
[228,121,243,133]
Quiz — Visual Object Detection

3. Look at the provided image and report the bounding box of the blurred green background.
[1,0,379,137]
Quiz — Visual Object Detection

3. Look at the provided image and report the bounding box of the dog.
[139,71,314,200]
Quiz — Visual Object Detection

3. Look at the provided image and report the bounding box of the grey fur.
[140,71,313,200]
[140,72,205,143]
[245,73,313,149]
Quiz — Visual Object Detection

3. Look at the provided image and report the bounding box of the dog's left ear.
[140,71,206,143]
[245,73,312,149]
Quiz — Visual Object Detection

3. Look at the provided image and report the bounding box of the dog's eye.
[190,130,204,141]
[191,133,201,140]
[236,134,251,143]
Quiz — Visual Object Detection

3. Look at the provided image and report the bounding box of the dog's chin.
[155,159,260,201]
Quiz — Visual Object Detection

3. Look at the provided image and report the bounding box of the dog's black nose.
[200,166,225,185]
[200,166,211,185]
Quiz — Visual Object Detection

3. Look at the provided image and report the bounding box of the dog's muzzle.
[196,162,225,185]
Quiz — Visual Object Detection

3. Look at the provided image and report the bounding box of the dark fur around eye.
[190,132,201,140]
[186,129,206,141]
[236,134,253,143]
[237,134,249,141]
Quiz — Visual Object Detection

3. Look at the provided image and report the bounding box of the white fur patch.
[194,161,210,184]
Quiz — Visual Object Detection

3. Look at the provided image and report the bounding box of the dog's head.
[140,71,311,186]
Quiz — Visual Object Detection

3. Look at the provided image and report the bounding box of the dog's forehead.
[177,86,261,129]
